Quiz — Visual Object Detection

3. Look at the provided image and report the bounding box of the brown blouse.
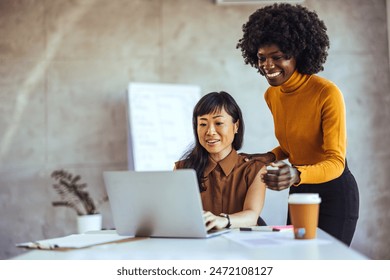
[175,149,265,215]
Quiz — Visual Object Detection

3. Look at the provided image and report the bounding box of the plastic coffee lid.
[288,193,321,204]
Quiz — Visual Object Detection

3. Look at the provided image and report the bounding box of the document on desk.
[224,230,331,248]
[16,232,135,250]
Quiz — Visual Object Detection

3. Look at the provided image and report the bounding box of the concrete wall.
[1,0,389,260]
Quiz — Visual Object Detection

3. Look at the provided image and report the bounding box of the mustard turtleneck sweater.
[264,70,347,185]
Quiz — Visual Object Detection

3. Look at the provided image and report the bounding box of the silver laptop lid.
[103,169,227,238]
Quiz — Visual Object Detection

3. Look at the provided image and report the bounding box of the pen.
[239,227,280,232]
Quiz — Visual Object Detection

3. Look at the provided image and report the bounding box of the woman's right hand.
[240,152,276,165]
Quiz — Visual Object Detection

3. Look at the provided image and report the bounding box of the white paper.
[223,230,331,248]
[16,232,134,250]
[127,82,200,171]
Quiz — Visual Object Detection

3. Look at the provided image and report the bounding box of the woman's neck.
[280,70,310,93]
[209,147,233,162]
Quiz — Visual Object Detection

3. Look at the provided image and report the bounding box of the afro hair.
[236,3,330,75]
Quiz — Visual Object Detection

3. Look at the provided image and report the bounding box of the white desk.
[12,228,367,260]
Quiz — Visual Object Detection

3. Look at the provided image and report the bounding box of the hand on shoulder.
[239,152,276,165]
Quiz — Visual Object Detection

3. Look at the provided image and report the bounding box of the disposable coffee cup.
[288,193,321,239]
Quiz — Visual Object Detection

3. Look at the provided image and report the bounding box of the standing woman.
[236,3,359,245]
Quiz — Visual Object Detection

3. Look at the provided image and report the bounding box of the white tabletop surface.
[12,228,368,260]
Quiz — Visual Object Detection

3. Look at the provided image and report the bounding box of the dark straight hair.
[179,91,244,191]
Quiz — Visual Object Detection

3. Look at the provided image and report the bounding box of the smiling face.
[257,44,297,86]
[197,108,239,162]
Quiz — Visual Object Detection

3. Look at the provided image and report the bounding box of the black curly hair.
[236,3,329,75]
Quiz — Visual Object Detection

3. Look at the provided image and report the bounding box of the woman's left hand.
[203,211,228,231]
[262,161,300,191]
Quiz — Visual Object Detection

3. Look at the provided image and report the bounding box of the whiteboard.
[127,82,201,171]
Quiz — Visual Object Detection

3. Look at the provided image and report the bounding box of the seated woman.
[175,91,266,231]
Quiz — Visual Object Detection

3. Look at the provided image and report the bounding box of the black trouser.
[287,161,359,246]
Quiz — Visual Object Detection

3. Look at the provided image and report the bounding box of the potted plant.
[51,169,107,233]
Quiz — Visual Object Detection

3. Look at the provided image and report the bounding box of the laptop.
[103,169,230,238]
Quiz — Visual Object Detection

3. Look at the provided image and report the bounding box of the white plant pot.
[77,214,102,234]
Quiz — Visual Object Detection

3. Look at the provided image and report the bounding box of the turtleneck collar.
[280,70,311,94]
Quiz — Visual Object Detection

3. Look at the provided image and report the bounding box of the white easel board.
[127,82,201,171]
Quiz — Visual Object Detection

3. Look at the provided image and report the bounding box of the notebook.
[103,169,230,238]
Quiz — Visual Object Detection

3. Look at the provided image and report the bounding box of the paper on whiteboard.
[127,83,201,171]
